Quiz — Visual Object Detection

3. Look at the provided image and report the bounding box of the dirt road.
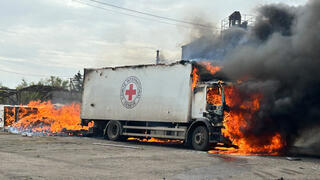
[0,132,319,180]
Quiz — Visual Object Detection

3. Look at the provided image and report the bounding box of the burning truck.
[81,61,230,150]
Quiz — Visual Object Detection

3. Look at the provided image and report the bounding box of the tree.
[11,77,69,104]
[16,79,29,89]
[44,76,69,90]
[71,71,83,92]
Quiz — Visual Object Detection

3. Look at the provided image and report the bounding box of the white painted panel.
[192,87,207,119]
[81,63,192,123]
[0,105,4,128]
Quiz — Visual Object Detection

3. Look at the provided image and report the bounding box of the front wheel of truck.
[191,126,209,151]
[104,120,122,141]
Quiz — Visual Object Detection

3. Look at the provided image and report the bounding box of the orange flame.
[4,107,15,126]
[207,88,222,105]
[192,62,221,90]
[201,62,222,75]
[198,62,284,155]
[208,86,284,155]
[9,101,93,134]
[128,137,183,144]
[192,67,199,90]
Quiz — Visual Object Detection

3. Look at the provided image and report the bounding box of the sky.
[0,0,305,88]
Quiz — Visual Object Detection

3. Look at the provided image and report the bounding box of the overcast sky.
[0,0,305,88]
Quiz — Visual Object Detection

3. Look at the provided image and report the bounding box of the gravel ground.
[0,132,319,180]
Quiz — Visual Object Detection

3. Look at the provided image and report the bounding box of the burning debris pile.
[190,0,320,155]
[5,101,93,136]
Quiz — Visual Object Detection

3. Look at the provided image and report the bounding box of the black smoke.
[253,4,296,41]
[191,0,320,150]
[182,28,247,61]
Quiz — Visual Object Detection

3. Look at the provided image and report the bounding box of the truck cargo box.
[81,62,193,123]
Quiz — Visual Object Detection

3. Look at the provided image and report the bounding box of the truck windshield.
[207,87,222,105]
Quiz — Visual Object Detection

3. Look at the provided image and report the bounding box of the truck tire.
[104,120,122,141]
[191,126,209,151]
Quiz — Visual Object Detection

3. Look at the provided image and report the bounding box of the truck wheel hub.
[195,133,203,144]
[108,123,120,138]
[111,126,118,135]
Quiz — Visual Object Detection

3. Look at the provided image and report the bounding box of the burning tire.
[104,120,122,141]
[191,126,209,151]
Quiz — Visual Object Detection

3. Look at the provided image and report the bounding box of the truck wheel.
[105,120,122,141]
[191,126,209,151]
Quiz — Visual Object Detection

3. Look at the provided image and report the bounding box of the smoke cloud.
[190,0,320,150]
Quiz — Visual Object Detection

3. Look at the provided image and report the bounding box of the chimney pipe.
[156,50,160,64]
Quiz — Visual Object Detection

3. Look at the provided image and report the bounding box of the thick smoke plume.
[191,0,320,151]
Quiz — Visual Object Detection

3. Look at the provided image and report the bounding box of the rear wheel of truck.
[191,126,209,151]
[104,120,122,141]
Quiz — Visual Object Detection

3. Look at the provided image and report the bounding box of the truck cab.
[188,81,228,150]
[192,81,226,125]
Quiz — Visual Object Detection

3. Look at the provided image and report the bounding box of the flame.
[192,62,221,90]
[200,62,222,75]
[207,88,222,105]
[198,61,284,155]
[4,107,15,126]
[8,101,93,134]
[208,86,284,155]
[128,137,183,144]
[192,67,199,90]
[197,62,284,155]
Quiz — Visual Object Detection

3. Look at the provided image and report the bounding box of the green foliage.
[16,77,69,90]
[72,71,83,92]
[16,79,29,89]
[43,76,69,89]
[18,91,42,105]
[11,76,69,104]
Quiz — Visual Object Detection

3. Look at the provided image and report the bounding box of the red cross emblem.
[125,84,136,101]
[120,76,142,109]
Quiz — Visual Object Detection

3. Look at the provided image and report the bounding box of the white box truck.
[81,61,229,150]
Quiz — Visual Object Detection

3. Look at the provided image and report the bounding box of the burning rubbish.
[4,101,93,136]
[4,106,16,126]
